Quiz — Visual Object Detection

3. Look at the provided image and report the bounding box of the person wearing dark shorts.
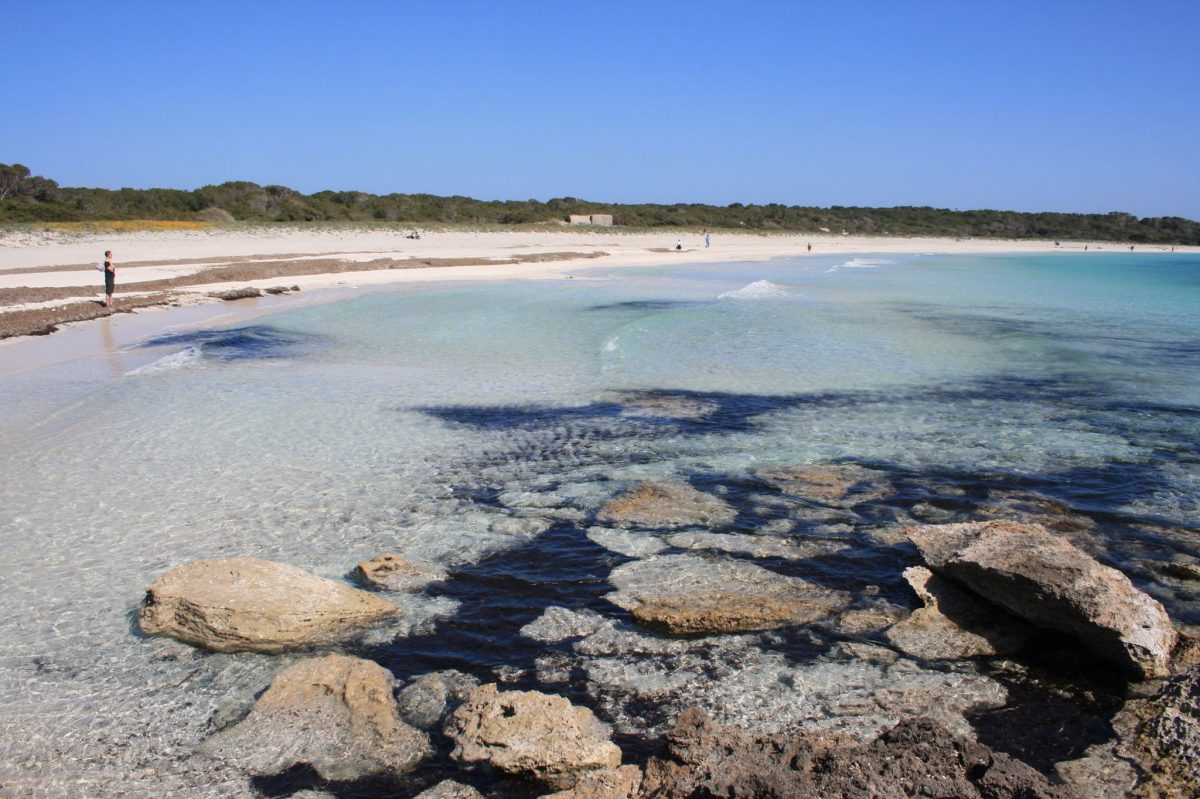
[102,250,115,307]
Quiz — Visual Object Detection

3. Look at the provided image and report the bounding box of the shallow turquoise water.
[1,252,1197,797]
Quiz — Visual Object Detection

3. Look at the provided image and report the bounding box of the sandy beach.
[0,225,1193,366]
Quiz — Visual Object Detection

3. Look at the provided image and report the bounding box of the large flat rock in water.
[607,554,850,635]
[201,654,430,781]
[907,521,1177,679]
[596,482,735,529]
[138,556,399,652]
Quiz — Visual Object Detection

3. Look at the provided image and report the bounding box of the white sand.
[3,227,1189,291]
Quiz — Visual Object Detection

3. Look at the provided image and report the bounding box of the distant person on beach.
[675,238,682,251]
[101,250,115,307]
[807,242,812,252]
[704,230,711,248]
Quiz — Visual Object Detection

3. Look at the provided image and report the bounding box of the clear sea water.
[1,252,1198,797]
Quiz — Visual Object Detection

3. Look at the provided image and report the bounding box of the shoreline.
[1,227,1194,375]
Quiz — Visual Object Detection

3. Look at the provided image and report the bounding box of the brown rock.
[412,781,484,799]
[632,592,830,635]
[354,553,448,592]
[1057,665,1200,798]
[1117,665,1200,798]
[640,707,1077,799]
[907,520,1177,678]
[138,557,398,653]
[446,683,622,789]
[757,463,891,507]
[1172,634,1200,673]
[886,566,1033,660]
[538,765,641,799]
[200,654,430,781]
[208,287,262,301]
[596,482,735,529]
[606,554,849,636]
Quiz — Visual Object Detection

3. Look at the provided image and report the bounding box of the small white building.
[568,214,614,226]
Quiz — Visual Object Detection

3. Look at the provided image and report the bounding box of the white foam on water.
[717,279,791,299]
[827,257,896,272]
[124,346,204,376]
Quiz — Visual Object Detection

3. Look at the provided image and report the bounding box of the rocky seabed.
[119,465,1200,799]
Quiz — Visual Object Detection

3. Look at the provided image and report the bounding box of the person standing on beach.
[101,250,115,308]
[704,230,711,248]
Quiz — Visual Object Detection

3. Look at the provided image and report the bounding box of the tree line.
[1,163,1197,244]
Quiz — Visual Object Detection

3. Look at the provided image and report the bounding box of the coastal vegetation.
[2,162,1197,244]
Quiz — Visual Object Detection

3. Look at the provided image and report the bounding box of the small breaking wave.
[717,280,791,300]
[125,346,203,376]
[827,258,896,273]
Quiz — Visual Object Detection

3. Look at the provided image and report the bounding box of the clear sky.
[4,1,1198,218]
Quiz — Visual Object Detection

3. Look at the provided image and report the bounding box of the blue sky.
[4,1,1198,218]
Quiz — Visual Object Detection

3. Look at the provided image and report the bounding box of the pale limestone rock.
[138,557,398,653]
[886,566,1032,660]
[596,482,735,529]
[354,553,448,592]
[756,463,891,507]
[200,654,430,780]
[447,683,622,789]
[607,554,849,635]
[907,521,1177,678]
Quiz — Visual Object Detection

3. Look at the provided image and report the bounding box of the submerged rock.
[907,520,1177,679]
[977,491,1098,536]
[664,530,849,560]
[200,654,430,781]
[640,708,1077,799]
[613,391,719,420]
[567,616,1004,743]
[354,553,448,592]
[757,462,892,507]
[446,683,622,789]
[886,565,1033,660]
[595,482,735,529]
[586,526,669,558]
[489,515,554,536]
[607,554,849,634]
[632,594,821,635]
[395,669,481,730]
[522,606,609,642]
[138,557,398,653]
